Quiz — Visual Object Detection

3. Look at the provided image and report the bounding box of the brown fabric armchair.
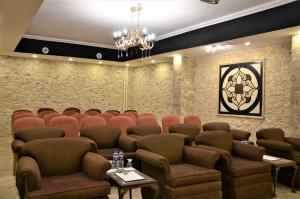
[17,138,111,199]
[127,124,161,139]
[169,124,200,142]
[80,125,136,160]
[256,128,300,188]
[195,131,272,199]
[203,122,251,141]
[136,134,222,199]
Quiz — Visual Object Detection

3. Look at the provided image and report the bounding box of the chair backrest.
[86,109,101,114]
[139,113,155,117]
[12,112,35,122]
[137,134,185,164]
[80,116,106,129]
[124,110,138,118]
[105,110,120,116]
[108,116,135,135]
[13,109,32,114]
[37,108,55,114]
[38,110,57,118]
[98,113,114,123]
[161,115,180,134]
[63,110,79,116]
[22,138,94,176]
[127,124,161,136]
[71,113,89,122]
[50,116,79,137]
[80,125,120,148]
[195,131,233,152]
[14,128,65,142]
[120,112,136,124]
[13,117,45,134]
[136,115,158,125]
[85,109,101,116]
[203,122,230,132]
[184,115,202,130]
[43,113,64,127]
[256,128,285,142]
[64,107,81,113]
[169,124,200,140]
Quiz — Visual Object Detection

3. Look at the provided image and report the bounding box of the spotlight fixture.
[42,47,49,54]
[200,0,220,5]
[32,54,37,58]
[244,42,251,46]
[68,58,73,61]
[206,44,228,53]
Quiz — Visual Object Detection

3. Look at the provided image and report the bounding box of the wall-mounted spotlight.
[42,47,49,54]
[96,52,102,59]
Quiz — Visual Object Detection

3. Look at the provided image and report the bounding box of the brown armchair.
[136,134,222,199]
[195,131,272,199]
[80,125,136,160]
[17,138,111,199]
[203,122,251,141]
[127,124,161,139]
[256,128,300,188]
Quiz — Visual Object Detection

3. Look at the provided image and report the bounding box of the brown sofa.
[127,124,161,139]
[17,138,111,199]
[80,125,136,160]
[203,122,251,141]
[256,128,300,188]
[136,134,222,199]
[169,124,200,142]
[195,131,273,199]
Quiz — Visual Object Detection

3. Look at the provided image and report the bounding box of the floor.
[0,136,299,199]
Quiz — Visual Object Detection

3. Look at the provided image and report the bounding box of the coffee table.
[263,155,297,197]
[106,168,159,199]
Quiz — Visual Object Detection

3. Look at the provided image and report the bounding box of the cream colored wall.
[0,55,125,135]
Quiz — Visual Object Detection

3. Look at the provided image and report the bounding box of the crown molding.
[156,0,297,41]
[23,34,117,49]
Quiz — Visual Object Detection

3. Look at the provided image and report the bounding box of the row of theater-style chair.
[13,125,276,199]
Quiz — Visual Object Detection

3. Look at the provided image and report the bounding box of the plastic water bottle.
[112,151,118,169]
[118,150,124,169]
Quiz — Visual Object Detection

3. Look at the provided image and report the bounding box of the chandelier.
[113,3,155,59]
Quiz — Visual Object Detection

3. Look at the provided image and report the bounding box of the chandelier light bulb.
[123,29,127,34]
[113,32,118,38]
[142,28,147,34]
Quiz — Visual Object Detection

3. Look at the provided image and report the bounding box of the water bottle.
[112,151,118,169]
[118,150,124,169]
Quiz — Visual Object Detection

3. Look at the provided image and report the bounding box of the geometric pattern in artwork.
[219,61,263,117]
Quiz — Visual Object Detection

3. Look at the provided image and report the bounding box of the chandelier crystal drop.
[113,3,155,59]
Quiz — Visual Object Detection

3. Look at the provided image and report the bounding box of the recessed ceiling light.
[98,61,102,64]
[32,54,37,58]
[68,58,73,61]
[151,60,156,63]
[244,42,251,46]
[126,63,130,66]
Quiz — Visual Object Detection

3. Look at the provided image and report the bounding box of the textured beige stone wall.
[127,62,174,122]
[0,56,125,135]
[193,41,293,139]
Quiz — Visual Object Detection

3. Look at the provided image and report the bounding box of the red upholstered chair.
[184,115,202,132]
[63,107,80,116]
[105,110,120,116]
[98,113,114,124]
[37,108,55,114]
[12,112,35,133]
[38,110,57,118]
[124,110,138,118]
[108,116,135,135]
[139,113,155,117]
[80,116,106,129]
[43,113,64,127]
[161,115,180,134]
[136,115,158,125]
[120,112,136,124]
[71,113,89,122]
[13,117,45,134]
[85,109,101,116]
[50,116,79,137]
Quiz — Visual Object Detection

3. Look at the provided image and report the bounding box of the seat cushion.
[168,164,220,188]
[97,148,136,160]
[27,172,110,199]
[228,157,271,177]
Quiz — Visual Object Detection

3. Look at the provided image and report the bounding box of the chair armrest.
[232,141,265,161]
[11,139,25,154]
[82,152,111,181]
[230,129,251,141]
[79,137,97,152]
[184,146,220,169]
[285,137,300,151]
[17,156,41,191]
[136,149,170,174]
[256,139,293,152]
[118,135,136,152]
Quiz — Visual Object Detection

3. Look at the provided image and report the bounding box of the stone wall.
[0,56,125,135]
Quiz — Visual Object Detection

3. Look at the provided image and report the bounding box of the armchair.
[256,128,300,188]
[136,134,222,199]
[195,131,272,199]
[17,138,111,199]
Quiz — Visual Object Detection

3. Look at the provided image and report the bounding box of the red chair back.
[38,110,57,118]
[162,115,180,134]
[108,116,134,135]
[105,110,120,116]
[37,108,55,114]
[13,117,45,134]
[50,116,79,137]
[44,113,64,127]
[98,113,114,123]
[139,113,155,117]
[71,113,89,122]
[137,115,158,125]
[124,110,138,118]
[184,115,202,130]
[85,109,101,115]
[120,112,136,124]
[80,116,106,129]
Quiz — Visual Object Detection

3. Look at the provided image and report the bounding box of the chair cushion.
[97,148,135,160]
[228,157,271,177]
[256,128,285,141]
[169,124,200,140]
[26,172,110,199]
[168,164,220,188]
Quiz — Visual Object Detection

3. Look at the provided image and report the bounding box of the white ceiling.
[25,0,296,48]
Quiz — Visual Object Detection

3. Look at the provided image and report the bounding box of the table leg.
[129,188,132,199]
[273,167,280,197]
[291,165,298,193]
[118,187,128,199]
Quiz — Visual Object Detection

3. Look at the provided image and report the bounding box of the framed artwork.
[218,60,264,117]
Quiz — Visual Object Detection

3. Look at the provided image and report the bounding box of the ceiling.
[25,0,296,47]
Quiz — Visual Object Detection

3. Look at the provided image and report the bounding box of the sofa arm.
[233,141,265,161]
[11,139,25,155]
[79,137,97,152]
[17,156,41,191]
[184,146,220,169]
[118,135,137,152]
[136,149,170,174]
[256,139,293,152]
[82,152,111,181]
[230,129,251,141]
[285,137,300,151]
